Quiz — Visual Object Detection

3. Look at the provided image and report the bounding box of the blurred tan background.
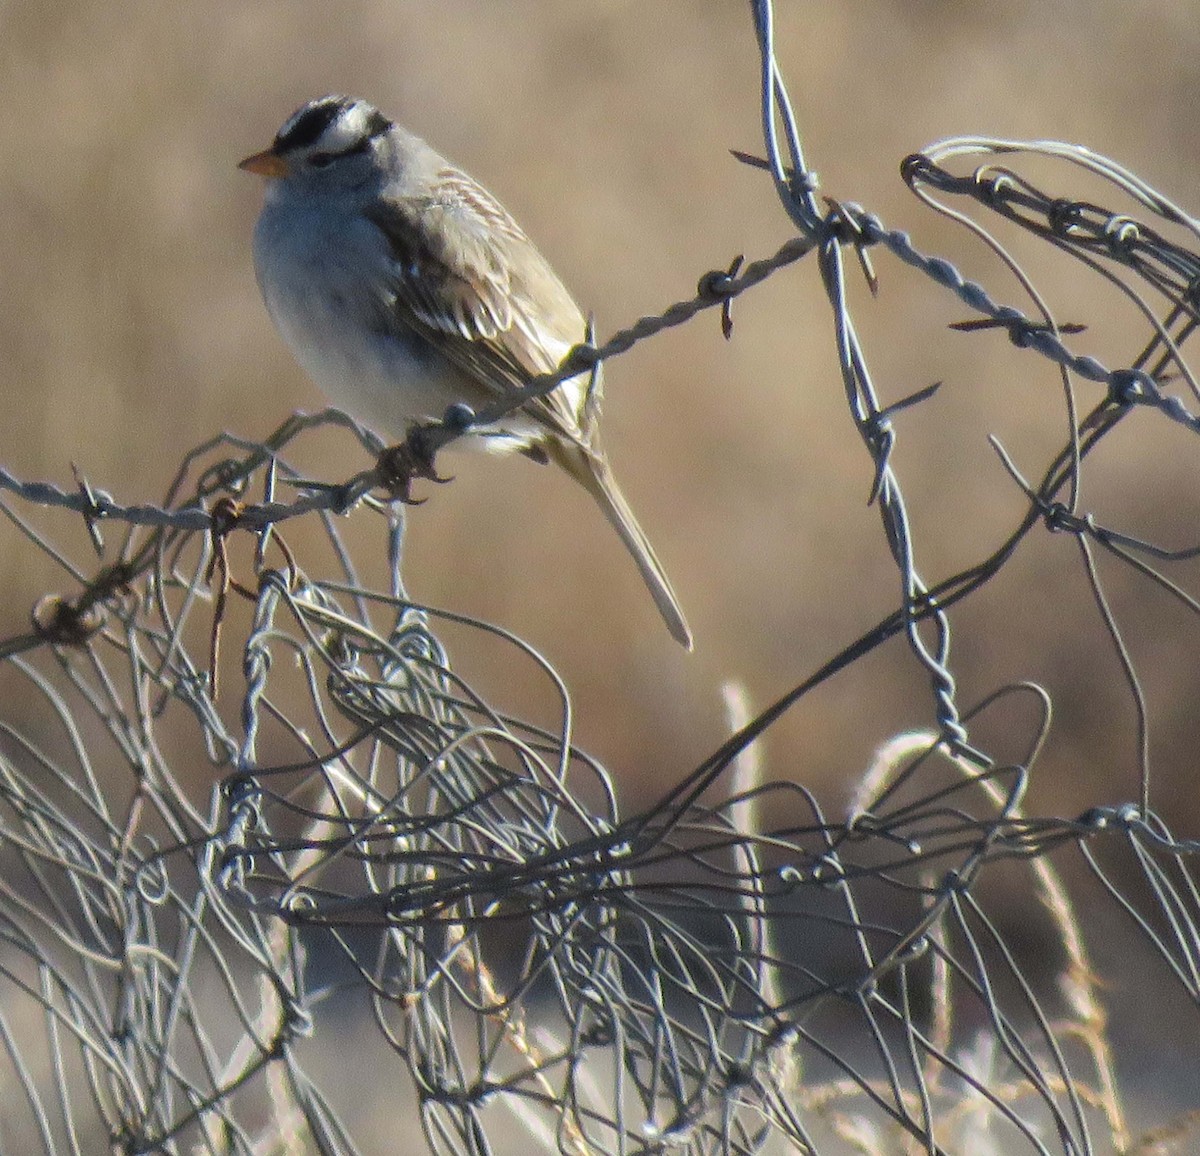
[3,0,1200,1138]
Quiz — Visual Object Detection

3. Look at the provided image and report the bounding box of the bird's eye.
[308,152,334,169]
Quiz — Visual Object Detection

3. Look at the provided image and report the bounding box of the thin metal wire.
[1,2,1200,1153]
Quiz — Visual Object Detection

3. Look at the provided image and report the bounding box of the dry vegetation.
[2,0,1200,1146]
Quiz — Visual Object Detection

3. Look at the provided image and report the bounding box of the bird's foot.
[376,423,454,505]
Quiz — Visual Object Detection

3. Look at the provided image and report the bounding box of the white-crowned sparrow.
[240,95,691,649]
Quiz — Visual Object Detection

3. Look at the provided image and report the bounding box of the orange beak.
[238,147,291,178]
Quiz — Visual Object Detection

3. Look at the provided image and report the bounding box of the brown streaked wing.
[364,166,589,444]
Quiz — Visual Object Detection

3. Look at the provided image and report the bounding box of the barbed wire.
[2,1,1200,1153]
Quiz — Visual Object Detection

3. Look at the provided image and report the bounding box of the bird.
[239,95,692,649]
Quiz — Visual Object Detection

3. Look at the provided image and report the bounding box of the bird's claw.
[376,424,454,504]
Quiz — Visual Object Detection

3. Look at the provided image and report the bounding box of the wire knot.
[209,496,245,538]
[1107,368,1151,407]
[1041,502,1086,535]
[1047,198,1083,235]
[1103,215,1141,257]
[899,152,933,186]
[31,593,107,646]
[698,255,744,339]
[561,342,600,376]
[29,560,134,647]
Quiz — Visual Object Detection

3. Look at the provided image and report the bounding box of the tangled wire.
[3,3,1200,1155]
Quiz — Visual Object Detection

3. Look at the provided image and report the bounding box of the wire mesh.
[2,2,1200,1153]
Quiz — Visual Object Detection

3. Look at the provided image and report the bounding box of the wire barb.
[1,4,1200,1154]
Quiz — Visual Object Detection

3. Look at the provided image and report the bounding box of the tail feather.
[549,440,693,649]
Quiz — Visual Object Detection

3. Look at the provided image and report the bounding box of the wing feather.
[363,167,592,443]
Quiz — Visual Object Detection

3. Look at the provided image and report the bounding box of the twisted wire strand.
[2,2,1200,1153]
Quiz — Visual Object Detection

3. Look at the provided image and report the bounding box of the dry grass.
[2,1,1199,1142]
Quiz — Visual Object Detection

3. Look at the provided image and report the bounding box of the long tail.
[549,440,693,649]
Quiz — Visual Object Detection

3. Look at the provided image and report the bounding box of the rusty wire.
[1,2,1200,1154]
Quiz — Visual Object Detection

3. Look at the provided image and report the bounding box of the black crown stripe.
[275,97,348,151]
